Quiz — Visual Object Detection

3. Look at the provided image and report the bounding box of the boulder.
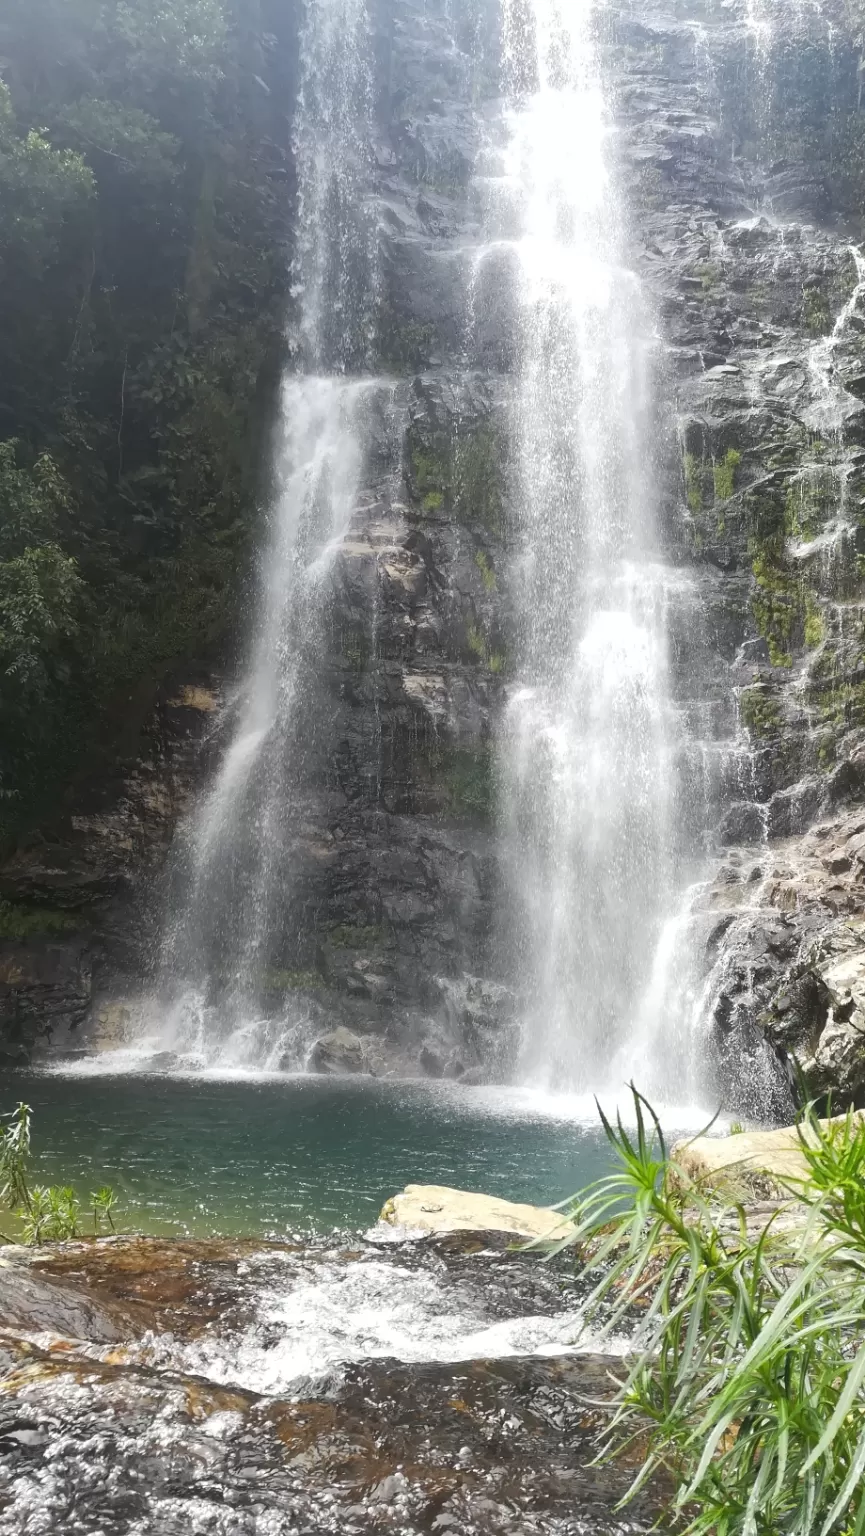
[419,1044,444,1077]
[672,1110,865,1191]
[0,1256,121,1342]
[308,1026,369,1074]
[380,1183,576,1241]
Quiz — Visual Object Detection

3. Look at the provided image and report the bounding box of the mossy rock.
[327,924,385,950]
[739,685,783,739]
[406,419,506,539]
[0,901,83,941]
[429,743,496,823]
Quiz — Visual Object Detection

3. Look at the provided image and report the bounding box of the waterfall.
[488,0,684,1093]
[144,0,384,1069]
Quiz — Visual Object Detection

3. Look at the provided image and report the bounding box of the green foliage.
[112,0,227,85]
[92,1185,116,1233]
[713,447,741,503]
[739,684,782,739]
[1,1099,117,1244]
[22,1184,80,1244]
[0,1102,31,1213]
[0,444,84,730]
[554,1090,865,1536]
[0,0,293,823]
[0,82,95,274]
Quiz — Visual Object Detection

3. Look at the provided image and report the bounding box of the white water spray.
[484,0,685,1093]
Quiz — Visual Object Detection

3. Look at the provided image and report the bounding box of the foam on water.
[135,1252,623,1399]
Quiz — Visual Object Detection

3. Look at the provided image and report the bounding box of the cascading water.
[140,0,385,1068]
[486,0,684,1093]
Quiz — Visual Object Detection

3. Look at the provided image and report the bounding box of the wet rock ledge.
[0,1228,662,1536]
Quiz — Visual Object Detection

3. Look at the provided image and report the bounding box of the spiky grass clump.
[554,1091,865,1536]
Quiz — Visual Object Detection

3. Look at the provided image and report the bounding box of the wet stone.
[0,1235,663,1535]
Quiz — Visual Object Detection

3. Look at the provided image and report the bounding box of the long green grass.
[554,1091,865,1536]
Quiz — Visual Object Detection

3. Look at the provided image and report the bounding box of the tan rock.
[168,685,218,712]
[380,1183,576,1241]
[672,1110,865,1190]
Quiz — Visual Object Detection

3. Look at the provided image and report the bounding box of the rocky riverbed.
[0,1230,661,1535]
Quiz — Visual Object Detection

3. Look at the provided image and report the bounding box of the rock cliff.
[6,0,865,1108]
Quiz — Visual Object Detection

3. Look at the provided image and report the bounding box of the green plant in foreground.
[0,1102,32,1212]
[1,1100,117,1244]
[21,1185,80,1245]
[551,1090,865,1536]
[92,1186,117,1234]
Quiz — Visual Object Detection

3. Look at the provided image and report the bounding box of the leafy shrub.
[0,1101,118,1244]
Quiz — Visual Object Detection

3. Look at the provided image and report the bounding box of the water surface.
[3,1073,634,1236]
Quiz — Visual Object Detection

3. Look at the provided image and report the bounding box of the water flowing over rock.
[0,1235,664,1534]
[7,0,865,1113]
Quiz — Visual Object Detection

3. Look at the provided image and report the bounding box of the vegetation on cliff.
[0,0,296,831]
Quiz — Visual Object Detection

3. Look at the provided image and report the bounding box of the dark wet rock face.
[0,678,223,1064]
[0,1235,661,1535]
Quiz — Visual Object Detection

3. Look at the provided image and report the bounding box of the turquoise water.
[1,1073,631,1237]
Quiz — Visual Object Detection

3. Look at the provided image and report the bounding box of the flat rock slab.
[382,1183,577,1240]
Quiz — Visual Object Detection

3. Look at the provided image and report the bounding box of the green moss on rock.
[433,744,496,822]
[713,448,741,503]
[739,685,783,738]
[0,901,82,940]
[465,621,506,673]
[455,424,505,537]
[684,451,704,514]
[804,593,825,649]
[328,924,384,949]
[263,968,323,993]
[802,285,831,336]
[750,539,798,667]
[475,550,496,592]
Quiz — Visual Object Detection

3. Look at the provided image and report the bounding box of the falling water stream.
[72,0,699,1098]
[489,0,682,1093]
[138,0,390,1069]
